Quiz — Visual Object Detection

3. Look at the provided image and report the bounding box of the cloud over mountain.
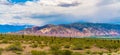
[0,0,120,25]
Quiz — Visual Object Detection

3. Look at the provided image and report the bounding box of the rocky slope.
[14,22,120,37]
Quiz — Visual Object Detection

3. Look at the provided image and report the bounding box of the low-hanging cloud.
[0,0,120,25]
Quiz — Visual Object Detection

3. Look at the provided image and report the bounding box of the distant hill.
[0,25,31,33]
[13,22,120,37]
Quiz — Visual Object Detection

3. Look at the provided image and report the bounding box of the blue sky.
[0,0,120,26]
[8,0,34,3]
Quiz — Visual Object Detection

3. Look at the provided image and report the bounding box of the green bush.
[64,44,71,48]
[84,45,91,49]
[1,39,8,43]
[85,50,92,54]
[39,44,46,49]
[61,50,72,55]
[50,44,62,55]
[72,52,83,55]
[50,44,60,51]
[0,50,1,55]
[98,52,104,55]
[71,44,84,50]
[51,50,61,55]
[6,42,22,51]
[15,51,22,55]
[31,50,46,55]
[30,43,39,48]
[51,50,72,55]
[0,48,3,55]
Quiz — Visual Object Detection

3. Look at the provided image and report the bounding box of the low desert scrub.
[50,44,60,51]
[64,44,71,49]
[61,50,72,55]
[0,48,3,55]
[31,50,47,55]
[1,39,9,43]
[71,44,84,50]
[5,42,23,52]
[85,50,92,54]
[30,43,39,48]
[72,52,83,55]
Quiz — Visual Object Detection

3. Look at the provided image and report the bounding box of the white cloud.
[0,0,120,25]
[0,0,9,4]
[0,13,45,25]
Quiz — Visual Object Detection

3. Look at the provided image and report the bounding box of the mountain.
[0,25,32,33]
[13,22,120,37]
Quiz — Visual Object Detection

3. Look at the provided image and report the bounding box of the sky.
[0,0,120,26]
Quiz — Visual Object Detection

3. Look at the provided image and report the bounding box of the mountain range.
[10,22,120,37]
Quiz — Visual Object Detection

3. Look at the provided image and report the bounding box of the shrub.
[71,44,84,50]
[15,51,22,55]
[72,52,83,55]
[39,44,46,49]
[64,45,70,48]
[50,44,60,51]
[1,39,8,43]
[30,43,39,48]
[84,45,91,49]
[0,50,1,55]
[50,44,62,55]
[98,52,104,55]
[31,50,46,55]
[51,50,72,55]
[6,42,22,51]
[85,50,92,54]
[0,48,3,55]
[51,50,61,55]
[61,50,72,55]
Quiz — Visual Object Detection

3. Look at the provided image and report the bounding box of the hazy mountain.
[0,25,32,33]
[13,22,120,37]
